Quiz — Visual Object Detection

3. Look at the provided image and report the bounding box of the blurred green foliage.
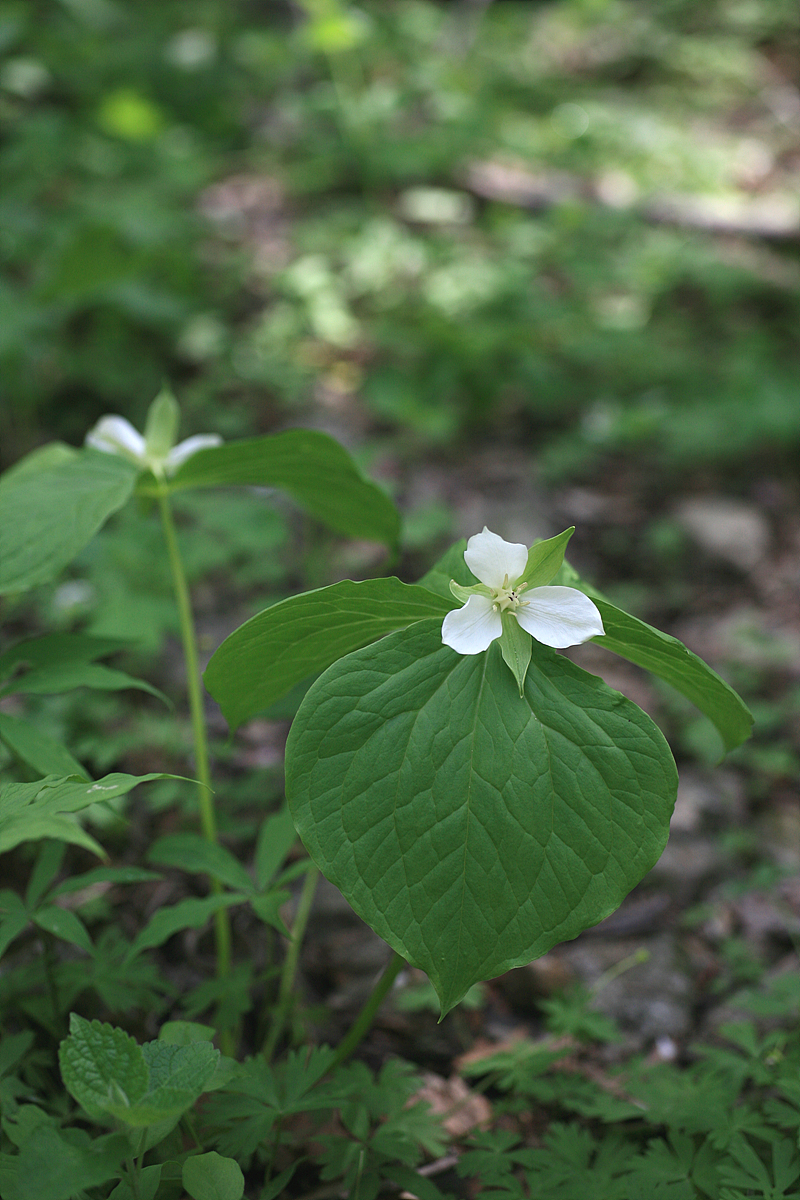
[3,0,800,474]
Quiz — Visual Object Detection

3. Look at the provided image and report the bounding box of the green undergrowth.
[458,972,800,1200]
[2,917,799,1200]
[4,0,800,481]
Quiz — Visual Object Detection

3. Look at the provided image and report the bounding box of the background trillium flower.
[441,527,604,654]
[86,414,221,478]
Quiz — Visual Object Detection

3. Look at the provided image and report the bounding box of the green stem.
[156,487,231,984]
[41,934,64,1038]
[328,951,405,1073]
[263,864,319,1062]
[125,1130,148,1200]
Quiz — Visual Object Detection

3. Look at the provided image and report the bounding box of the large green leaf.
[0,449,138,594]
[204,578,450,730]
[162,430,400,546]
[554,564,754,754]
[592,599,752,754]
[0,1125,128,1200]
[286,621,677,1015]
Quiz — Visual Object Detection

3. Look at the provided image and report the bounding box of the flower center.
[492,574,529,613]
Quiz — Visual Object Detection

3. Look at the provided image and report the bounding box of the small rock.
[649,833,730,902]
[675,496,770,571]
[553,934,693,1046]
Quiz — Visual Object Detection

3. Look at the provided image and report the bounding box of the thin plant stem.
[125,1130,148,1200]
[156,486,231,983]
[41,934,64,1038]
[328,950,405,1073]
[263,863,319,1062]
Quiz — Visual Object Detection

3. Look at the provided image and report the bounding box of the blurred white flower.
[85,413,221,478]
[441,527,604,655]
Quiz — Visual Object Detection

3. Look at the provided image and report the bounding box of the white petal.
[165,434,223,474]
[85,415,146,463]
[442,594,502,654]
[515,586,605,648]
[464,527,529,588]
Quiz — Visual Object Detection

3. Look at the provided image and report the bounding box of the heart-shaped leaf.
[286,621,677,1014]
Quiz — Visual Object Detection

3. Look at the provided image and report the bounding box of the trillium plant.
[0,388,755,1194]
[206,497,753,1017]
[0,385,752,1074]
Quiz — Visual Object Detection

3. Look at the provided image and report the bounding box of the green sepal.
[498,613,532,697]
[143,386,179,465]
[448,580,491,604]
[517,527,574,588]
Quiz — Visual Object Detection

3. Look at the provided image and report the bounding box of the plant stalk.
[328,950,405,1072]
[263,863,319,1062]
[157,487,231,983]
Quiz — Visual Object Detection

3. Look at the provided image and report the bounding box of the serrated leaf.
[125,893,249,962]
[141,1039,219,1093]
[286,621,677,1015]
[32,905,93,953]
[183,1151,245,1200]
[0,712,89,780]
[147,833,254,893]
[59,1016,219,1130]
[0,1125,128,1200]
[59,1014,149,1123]
[0,449,138,593]
[163,429,400,546]
[204,578,450,730]
[108,1040,220,1126]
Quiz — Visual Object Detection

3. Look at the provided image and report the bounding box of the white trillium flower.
[441,527,604,655]
[85,414,222,478]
